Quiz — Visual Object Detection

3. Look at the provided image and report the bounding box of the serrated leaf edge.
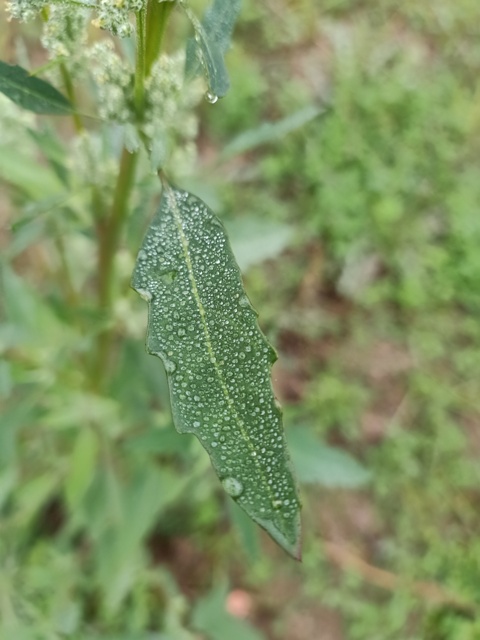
[137,183,302,558]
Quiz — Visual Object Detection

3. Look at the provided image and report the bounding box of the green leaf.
[225,218,293,271]
[132,184,301,558]
[0,61,72,114]
[183,0,241,98]
[227,499,260,561]
[222,105,323,158]
[288,428,371,488]
[0,145,64,199]
[64,428,99,510]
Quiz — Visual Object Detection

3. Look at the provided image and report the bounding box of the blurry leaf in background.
[222,104,323,158]
[288,428,371,488]
[88,465,192,613]
[0,263,68,348]
[227,498,260,561]
[0,146,64,199]
[28,126,69,186]
[184,0,242,98]
[64,427,99,511]
[0,61,72,114]
[225,217,293,271]
[125,422,192,457]
[192,582,265,640]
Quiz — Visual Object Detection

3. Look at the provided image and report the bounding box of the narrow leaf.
[0,145,64,198]
[0,61,72,114]
[183,0,241,98]
[132,184,301,558]
[225,218,293,271]
[288,428,371,488]
[64,428,99,510]
[222,105,323,159]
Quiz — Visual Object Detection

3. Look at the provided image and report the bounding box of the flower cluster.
[6,0,48,21]
[5,0,206,179]
[89,41,133,122]
[70,131,117,190]
[41,5,89,59]
[6,0,147,39]
[142,51,203,173]
[92,0,145,38]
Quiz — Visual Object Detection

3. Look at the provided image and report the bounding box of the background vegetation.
[1,0,480,638]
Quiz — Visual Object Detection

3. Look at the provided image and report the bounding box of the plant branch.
[134,8,147,117]
[91,146,138,389]
[59,62,84,133]
[97,147,138,311]
[145,0,175,76]
[90,1,174,390]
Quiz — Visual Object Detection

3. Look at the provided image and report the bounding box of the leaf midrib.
[166,185,277,508]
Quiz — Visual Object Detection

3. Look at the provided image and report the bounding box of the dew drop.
[193,421,201,428]
[205,91,218,104]
[222,477,244,497]
[163,359,177,374]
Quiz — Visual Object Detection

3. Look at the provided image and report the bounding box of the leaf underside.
[184,0,241,98]
[0,61,72,115]
[132,184,301,558]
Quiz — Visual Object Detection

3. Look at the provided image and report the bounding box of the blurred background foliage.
[1,0,480,638]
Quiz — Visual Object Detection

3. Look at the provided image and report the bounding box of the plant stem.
[59,62,84,133]
[91,146,138,389]
[134,8,147,117]
[90,2,173,390]
[97,147,138,311]
[145,0,175,76]
[53,227,77,309]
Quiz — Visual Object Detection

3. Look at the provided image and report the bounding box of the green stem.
[59,62,84,133]
[134,8,147,117]
[53,229,77,308]
[145,0,175,76]
[91,147,138,389]
[97,147,138,310]
[90,1,173,390]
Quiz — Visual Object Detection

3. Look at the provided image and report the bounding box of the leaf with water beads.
[0,61,72,115]
[183,0,241,99]
[132,184,302,558]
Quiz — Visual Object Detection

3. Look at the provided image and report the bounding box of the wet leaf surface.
[132,183,301,558]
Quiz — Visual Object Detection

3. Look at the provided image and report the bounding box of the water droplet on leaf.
[164,359,177,373]
[205,91,218,104]
[222,477,244,497]
[160,270,177,285]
